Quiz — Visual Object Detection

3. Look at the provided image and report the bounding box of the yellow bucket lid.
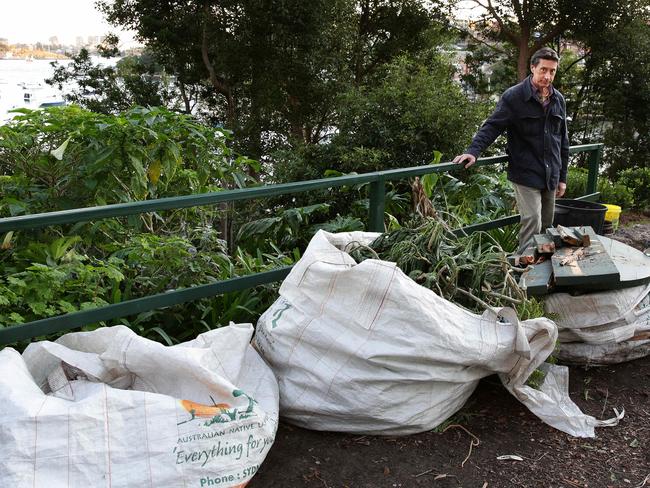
[603,204,621,211]
[603,204,622,221]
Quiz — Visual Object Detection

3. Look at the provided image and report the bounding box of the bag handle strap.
[483,307,532,360]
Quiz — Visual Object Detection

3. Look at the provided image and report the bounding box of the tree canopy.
[41,0,650,178]
[97,0,449,158]
[453,0,649,81]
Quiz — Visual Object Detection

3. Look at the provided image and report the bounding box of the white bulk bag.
[0,324,278,488]
[254,230,620,438]
[557,338,650,365]
[545,284,650,364]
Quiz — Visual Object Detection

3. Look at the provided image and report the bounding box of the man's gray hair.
[531,47,560,66]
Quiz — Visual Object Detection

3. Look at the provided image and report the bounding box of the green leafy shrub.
[311,215,365,234]
[617,167,650,211]
[0,231,295,341]
[421,168,516,225]
[333,54,489,171]
[235,204,331,254]
[564,167,634,209]
[0,257,124,326]
[112,237,296,343]
[0,105,258,217]
[0,106,278,343]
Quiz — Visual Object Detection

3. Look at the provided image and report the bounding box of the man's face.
[530,59,558,89]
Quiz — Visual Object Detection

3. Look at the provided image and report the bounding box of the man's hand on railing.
[453,153,476,169]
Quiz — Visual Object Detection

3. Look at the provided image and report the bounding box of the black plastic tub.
[553,199,607,234]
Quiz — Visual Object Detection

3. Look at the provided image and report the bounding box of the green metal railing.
[0,143,603,345]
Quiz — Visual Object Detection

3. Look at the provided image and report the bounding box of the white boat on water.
[1,82,66,122]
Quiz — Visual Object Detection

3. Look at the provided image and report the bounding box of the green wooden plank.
[0,163,471,232]
[453,215,520,236]
[557,234,650,292]
[533,234,555,254]
[586,145,603,194]
[0,176,379,232]
[551,226,620,287]
[545,228,563,249]
[0,266,292,345]
[519,259,553,296]
[549,230,650,293]
[569,143,603,154]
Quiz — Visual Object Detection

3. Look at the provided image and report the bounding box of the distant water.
[0,59,68,122]
[0,57,119,123]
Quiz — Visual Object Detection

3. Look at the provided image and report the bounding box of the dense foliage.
[0,105,255,213]
[581,18,650,176]
[0,231,294,342]
[563,167,634,209]
[0,106,289,340]
[269,52,488,182]
[95,0,449,160]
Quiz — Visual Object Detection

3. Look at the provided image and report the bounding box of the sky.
[454,1,486,20]
[0,1,484,48]
[0,0,138,47]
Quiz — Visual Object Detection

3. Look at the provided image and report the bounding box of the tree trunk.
[517,33,531,81]
[178,80,191,114]
[353,0,371,85]
[568,62,594,141]
[201,4,236,128]
[287,94,309,144]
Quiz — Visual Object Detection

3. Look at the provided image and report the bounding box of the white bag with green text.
[0,323,278,488]
[254,230,621,438]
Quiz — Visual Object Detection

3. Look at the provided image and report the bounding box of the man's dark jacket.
[466,76,569,191]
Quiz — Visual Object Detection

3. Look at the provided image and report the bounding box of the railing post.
[586,144,602,195]
[368,176,386,232]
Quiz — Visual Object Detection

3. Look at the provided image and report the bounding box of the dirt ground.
[250,358,649,488]
[614,213,650,252]
[248,217,650,488]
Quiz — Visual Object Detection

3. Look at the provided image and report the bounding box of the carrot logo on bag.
[181,399,231,418]
[177,390,257,426]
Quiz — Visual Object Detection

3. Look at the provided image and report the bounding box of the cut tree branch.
[313,105,332,144]
[201,10,228,97]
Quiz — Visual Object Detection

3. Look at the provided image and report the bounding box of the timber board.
[519,259,553,295]
[551,226,620,287]
[555,234,650,292]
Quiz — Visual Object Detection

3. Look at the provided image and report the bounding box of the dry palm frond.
[349,216,545,320]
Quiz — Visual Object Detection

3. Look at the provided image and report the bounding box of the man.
[453,47,569,254]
